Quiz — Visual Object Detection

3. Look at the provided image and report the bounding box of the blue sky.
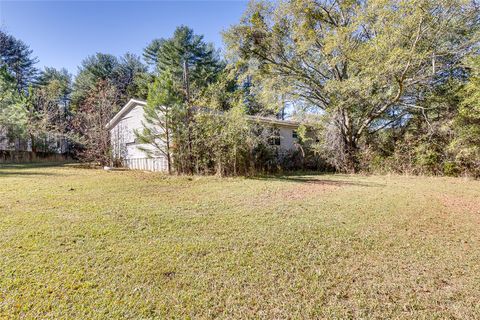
[0,1,248,75]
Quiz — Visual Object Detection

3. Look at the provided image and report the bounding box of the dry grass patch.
[441,195,480,215]
[1,164,480,318]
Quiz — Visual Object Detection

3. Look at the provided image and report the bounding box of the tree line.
[1,0,480,177]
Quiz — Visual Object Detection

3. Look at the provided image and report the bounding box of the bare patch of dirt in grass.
[253,180,343,206]
[440,195,480,215]
[280,180,342,201]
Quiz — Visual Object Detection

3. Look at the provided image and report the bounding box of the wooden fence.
[0,150,71,164]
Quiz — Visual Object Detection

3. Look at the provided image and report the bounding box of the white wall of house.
[115,105,157,158]
[279,126,297,151]
[108,99,301,172]
[109,101,168,172]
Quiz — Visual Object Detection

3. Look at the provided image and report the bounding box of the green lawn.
[1,164,480,319]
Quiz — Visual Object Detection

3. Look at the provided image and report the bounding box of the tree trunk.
[30,134,37,157]
[166,127,172,175]
[344,137,359,173]
[233,145,237,176]
[331,111,360,173]
[183,60,195,175]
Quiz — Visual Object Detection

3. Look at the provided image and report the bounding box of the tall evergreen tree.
[143,39,166,70]
[72,52,148,109]
[72,80,120,165]
[0,30,38,91]
[71,53,148,163]
[0,66,27,142]
[25,67,74,153]
[144,25,223,102]
[138,26,224,174]
[135,70,182,174]
[37,67,72,110]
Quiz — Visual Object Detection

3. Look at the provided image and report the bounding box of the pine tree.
[0,30,38,91]
[135,70,182,174]
[139,26,224,174]
[72,53,148,109]
[0,66,27,141]
[144,25,223,102]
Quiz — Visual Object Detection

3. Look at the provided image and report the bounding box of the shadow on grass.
[0,162,73,177]
[0,171,62,177]
[248,172,386,187]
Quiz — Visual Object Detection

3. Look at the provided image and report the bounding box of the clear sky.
[0,1,248,76]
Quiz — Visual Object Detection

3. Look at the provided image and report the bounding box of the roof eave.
[245,115,301,128]
[105,98,303,130]
[105,99,147,130]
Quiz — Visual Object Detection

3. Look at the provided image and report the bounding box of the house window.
[268,127,281,146]
[292,130,298,139]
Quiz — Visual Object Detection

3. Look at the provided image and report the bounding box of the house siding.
[110,104,168,172]
[109,99,300,172]
[279,126,297,151]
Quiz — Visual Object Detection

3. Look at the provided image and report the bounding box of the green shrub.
[443,161,459,176]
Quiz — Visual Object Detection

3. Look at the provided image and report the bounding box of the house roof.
[105,99,147,130]
[106,98,301,130]
[245,115,300,128]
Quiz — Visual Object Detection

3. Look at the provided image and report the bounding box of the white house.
[106,99,301,172]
